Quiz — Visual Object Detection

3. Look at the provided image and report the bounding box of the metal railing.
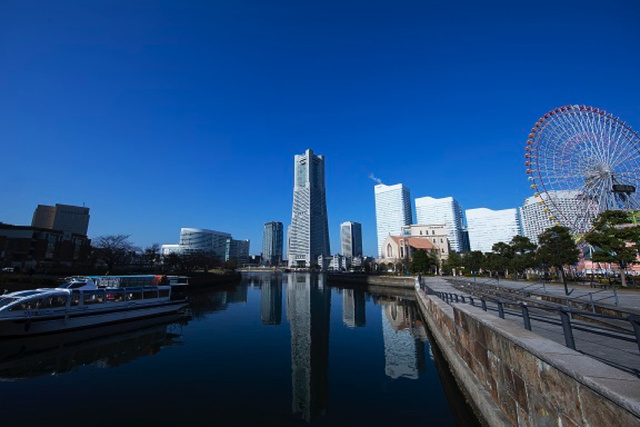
[422,284,640,361]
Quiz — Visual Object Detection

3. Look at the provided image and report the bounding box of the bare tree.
[92,235,138,271]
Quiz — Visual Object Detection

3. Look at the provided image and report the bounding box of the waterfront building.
[374,184,413,258]
[519,190,593,244]
[0,223,90,267]
[379,235,441,267]
[340,221,363,259]
[414,196,466,253]
[32,203,90,236]
[328,254,346,271]
[226,238,250,265]
[160,244,181,256]
[465,208,521,253]
[401,224,450,260]
[288,149,331,268]
[262,221,284,266]
[179,228,231,259]
[286,273,330,422]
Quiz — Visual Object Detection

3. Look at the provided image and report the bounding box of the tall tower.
[415,196,466,253]
[288,149,331,268]
[340,221,363,259]
[374,184,412,258]
[262,221,284,266]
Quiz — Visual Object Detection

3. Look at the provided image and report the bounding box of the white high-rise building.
[519,190,592,244]
[466,208,521,253]
[340,221,363,259]
[374,184,413,258]
[288,149,331,268]
[415,196,465,253]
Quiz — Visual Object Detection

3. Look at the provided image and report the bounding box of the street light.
[550,232,571,296]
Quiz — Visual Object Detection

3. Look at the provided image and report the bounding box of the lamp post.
[550,232,570,295]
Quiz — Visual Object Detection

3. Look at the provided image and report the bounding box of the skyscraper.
[262,221,284,266]
[465,207,521,253]
[288,149,331,268]
[340,221,363,259]
[519,190,594,244]
[374,184,413,258]
[32,203,90,236]
[415,196,466,253]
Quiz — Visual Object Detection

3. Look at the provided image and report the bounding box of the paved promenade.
[420,276,640,377]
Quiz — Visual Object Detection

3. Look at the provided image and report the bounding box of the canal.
[0,273,480,426]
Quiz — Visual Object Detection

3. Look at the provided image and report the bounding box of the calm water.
[0,273,479,426]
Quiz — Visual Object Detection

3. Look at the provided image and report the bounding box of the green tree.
[585,210,640,288]
[537,226,579,295]
[462,251,485,275]
[410,249,435,274]
[442,251,463,275]
[142,244,161,268]
[490,241,514,277]
[509,235,537,278]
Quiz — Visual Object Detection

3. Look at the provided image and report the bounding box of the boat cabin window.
[83,290,105,305]
[10,298,44,311]
[159,289,170,298]
[105,289,125,303]
[127,289,143,300]
[0,297,18,309]
[70,292,80,306]
[143,289,158,299]
[39,295,68,309]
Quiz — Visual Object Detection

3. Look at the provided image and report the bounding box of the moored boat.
[0,277,188,337]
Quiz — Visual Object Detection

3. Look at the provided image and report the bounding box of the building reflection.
[380,299,426,380]
[261,275,282,325]
[286,273,331,422]
[0,313,187,380]
[342,288,366,328]
[188,285,247,318]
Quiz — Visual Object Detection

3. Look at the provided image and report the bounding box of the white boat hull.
[0,300,188,338]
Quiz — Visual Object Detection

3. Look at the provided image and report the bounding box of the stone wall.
[416,291,640,426]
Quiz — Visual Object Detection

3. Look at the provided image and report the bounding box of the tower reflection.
[260,274,282,325]
[342,288,366,328]
[286,273,331,422]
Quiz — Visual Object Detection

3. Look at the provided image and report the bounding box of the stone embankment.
[325,273,415,289]
[415,279,640,426]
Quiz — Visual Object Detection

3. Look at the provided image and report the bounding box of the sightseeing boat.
[0,277,188,337]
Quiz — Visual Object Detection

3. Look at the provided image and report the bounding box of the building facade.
[226,238,250,265]
[179,228,231,259]
[414,196,466,253]
[374,183,413,258]
[288,149,331,268]
[401,224,450,259]
[262,221,284,266]
[519,190,593,244]
[465,207,522,253]
[32,203,90,236]
[340,221,363,259]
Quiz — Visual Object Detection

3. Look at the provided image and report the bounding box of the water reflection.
[0,314,188,381]
[380,300,427,380]
[342,288,366,328]
[286,273,331,422]
[188,284,248,318]
[261,274,282,325]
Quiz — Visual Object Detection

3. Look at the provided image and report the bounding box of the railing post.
[520,304,532,331]
[454,294,459,303]
[589,293,595,313]
[558,309,576,350]
[481,299,487,312]
[629,317,640,353]
[497,301,505,319]
[461,296,466,303]
[469,297,474,306]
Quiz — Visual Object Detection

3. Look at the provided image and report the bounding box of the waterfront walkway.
[420,276,640,377]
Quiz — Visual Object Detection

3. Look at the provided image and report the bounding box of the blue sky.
[1,0,639,257]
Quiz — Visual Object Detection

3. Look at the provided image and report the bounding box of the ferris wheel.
[525,105,640,235]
